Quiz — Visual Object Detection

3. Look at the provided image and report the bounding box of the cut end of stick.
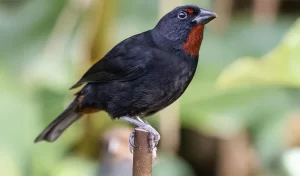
[132,128,152,176]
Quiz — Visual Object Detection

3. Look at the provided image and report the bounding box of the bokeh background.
[1,0,300,175]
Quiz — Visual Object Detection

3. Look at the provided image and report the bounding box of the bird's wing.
[70,50,149,89]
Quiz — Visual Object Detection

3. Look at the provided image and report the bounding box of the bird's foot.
[128,127,160,159]
[120,116,160,159]
[144,125,160,151]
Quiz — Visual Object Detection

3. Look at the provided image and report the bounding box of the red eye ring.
[184,8,194,14]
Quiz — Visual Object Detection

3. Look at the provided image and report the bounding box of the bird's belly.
[142,73,193,115]
[101,69,195,118]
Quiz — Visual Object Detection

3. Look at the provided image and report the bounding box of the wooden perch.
[133,128,152,176]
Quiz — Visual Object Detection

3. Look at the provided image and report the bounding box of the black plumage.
[35,5,216,143]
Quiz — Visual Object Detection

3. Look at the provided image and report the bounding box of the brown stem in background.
[211,0,233,33]
[216,131,258,176]
[285,112,300,148]
[253,0,280,23]
[42,0,88,61]
[89,0,117,61]
[72,0,117,159]
[133,128,152,176]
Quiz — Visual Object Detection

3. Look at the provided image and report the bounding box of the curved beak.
[192,9,217,25]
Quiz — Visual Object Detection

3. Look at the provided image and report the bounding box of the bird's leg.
[136,116,160,155]
[119,116,160,158]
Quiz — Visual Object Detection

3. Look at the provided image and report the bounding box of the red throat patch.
[183,24,204,56]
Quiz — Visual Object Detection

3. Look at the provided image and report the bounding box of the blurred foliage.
[0,0,300,176]
[153,154,195,176]
[181,18,300,175]
[218,19,300,88]
[0,0,67,69]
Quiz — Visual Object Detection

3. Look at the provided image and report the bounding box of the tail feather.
[34,101,82,143]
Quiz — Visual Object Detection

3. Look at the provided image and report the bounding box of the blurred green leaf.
[180,18,300,176]
[0,150,21,176]
[51,156,96,176]
[217,18,300,89]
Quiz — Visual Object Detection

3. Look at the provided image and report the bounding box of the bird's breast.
[170,68,194,93]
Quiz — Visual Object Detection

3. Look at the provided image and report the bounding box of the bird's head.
[152,5,217,57]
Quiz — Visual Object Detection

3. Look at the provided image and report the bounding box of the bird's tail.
[34,100,82,143]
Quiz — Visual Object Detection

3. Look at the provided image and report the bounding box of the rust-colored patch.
[184,8,194,14]
[78,95,84,109]
[81,108,100,114]
[77,95,100,114]
[183,24,204,56]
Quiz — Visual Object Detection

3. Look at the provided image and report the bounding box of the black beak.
[192,9,217,25]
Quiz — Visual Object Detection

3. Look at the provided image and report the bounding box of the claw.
[153,133,160,148]
[152,147,157,160]
[129,144,134,153]
[148,133,156,152]
[129,131,135,153]
[148,129,160,149]
[148,133,159,159]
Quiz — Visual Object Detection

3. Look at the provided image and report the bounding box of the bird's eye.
[177,11,187,19]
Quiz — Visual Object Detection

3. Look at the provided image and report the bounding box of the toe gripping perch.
[120,116,160,159]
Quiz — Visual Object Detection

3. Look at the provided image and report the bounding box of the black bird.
[35,5,217,157]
